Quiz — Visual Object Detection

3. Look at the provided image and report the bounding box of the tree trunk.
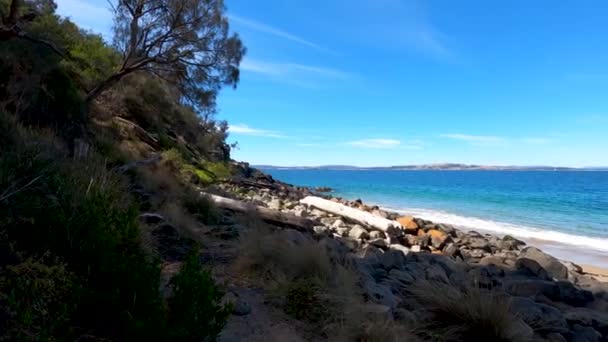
[300,196,403,234]
[203,193,315,231]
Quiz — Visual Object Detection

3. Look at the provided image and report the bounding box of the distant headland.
[255,163,608,171]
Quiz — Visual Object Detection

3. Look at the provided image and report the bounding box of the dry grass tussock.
[234,219,416,339]
[404,280,534,342]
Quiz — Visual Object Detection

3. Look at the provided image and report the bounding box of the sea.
[261,169,608,266]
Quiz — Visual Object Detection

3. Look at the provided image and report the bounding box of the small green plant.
[167,249,232,341]
[284,278,325,323]
[183,191,219,224]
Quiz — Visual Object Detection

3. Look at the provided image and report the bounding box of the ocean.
[261,169,608,265]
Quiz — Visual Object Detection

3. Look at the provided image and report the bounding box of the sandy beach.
[582,264,608,282]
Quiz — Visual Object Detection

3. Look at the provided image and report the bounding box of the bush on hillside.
[167,249,232,340]
[0,114,229,341]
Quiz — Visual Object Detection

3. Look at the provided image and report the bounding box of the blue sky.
[56,0,608,167]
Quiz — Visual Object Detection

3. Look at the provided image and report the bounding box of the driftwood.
[300,196,402,234]
[203,193,314,231]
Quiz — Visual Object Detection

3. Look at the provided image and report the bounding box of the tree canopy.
[88,0,245,115]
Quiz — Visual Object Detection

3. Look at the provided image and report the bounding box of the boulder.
[396,215,418,232]
[568,324,601,342]
[139,212,165,224]
[369,230,386,240]
[563,308,608,336]
[331,219,346,229]
[442,243,459,257]
[368,238,388,248]
[427,229,450,249]
[381,249,407,270]
[313,225,331,236]
[498,235,526,250]
[509,297,569,334]
[435,223,456,235]
[516,257,551,280]
[335,227,350,237]
[505,279,594,306]
[363,281,400,309]
[518,247,568,280]
[349,224,370,240]
[389,244,410,256]
[372,209,389,219]
[267,198,282,210]
[467,237,491,251]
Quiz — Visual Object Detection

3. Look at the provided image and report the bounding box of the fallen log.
[300,196,402,234]
[203,193,314,231]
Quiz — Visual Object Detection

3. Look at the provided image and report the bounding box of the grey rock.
[369,230,386,239]
[280,229,311,246]
[505,279,594,306]
[335,236,359,250]
[509,297,569,334]
[411,245,422,253]
[381,249,407,270]
[435,223,456,235]
[354,245,383,265]
[267,198,282,210]
[313,225,330,236]
[349,225,370,240]
[233,298,252,316]
[443,243,459,257]
[335,227,350,237]
[371,209,389,219]
[139,212,165,224]
[389,244,410,256]
[467,237,491,251]
[363,281,401,308]
[331,219,345,229]
[319,237,349,259]
[293,207,307,217]
[545,333,567,342]
[569,324,601,342]
[516,257,551,280]
[518,247,568,280]
[368,238,387,248]
[563,308,608,337]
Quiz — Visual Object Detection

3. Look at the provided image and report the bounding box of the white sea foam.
[384,206,608,253]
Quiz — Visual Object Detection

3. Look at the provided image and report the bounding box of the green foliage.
[284,278,326,323]
[183,192,220,224]
[0,259,76,341]
[0,115,230,341]
[167,249,232,341]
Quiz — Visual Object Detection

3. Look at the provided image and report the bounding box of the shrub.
[167,249,232,341]
[0,115,230,340]
[0,259,76,341]
[183,191,220,225]
[405,280,533,342]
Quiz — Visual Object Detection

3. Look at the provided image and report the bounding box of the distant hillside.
[255,164,608,171]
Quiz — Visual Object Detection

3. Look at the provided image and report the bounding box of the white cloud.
[240,59,351,79]
[440,134,504,143]
[228,14,325,51]
[520,137,550,144]
[347,139,402,149]
[228,124,286,138]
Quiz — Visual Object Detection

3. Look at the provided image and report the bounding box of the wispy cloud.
[520,137,550,144]
[228,14,325,51]
[240,59,351,79]
[228,124,287,138]
[440,134,504,143]
[347,139,402,149]
[441,133,554,146]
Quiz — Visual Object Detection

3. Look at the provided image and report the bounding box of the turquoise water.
[262,169,608,253]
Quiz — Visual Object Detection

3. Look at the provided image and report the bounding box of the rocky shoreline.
[213,169,608,341]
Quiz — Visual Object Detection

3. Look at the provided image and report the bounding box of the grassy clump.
[405,280,533,342]
[0,114,229,341]
[167,249,232,340]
